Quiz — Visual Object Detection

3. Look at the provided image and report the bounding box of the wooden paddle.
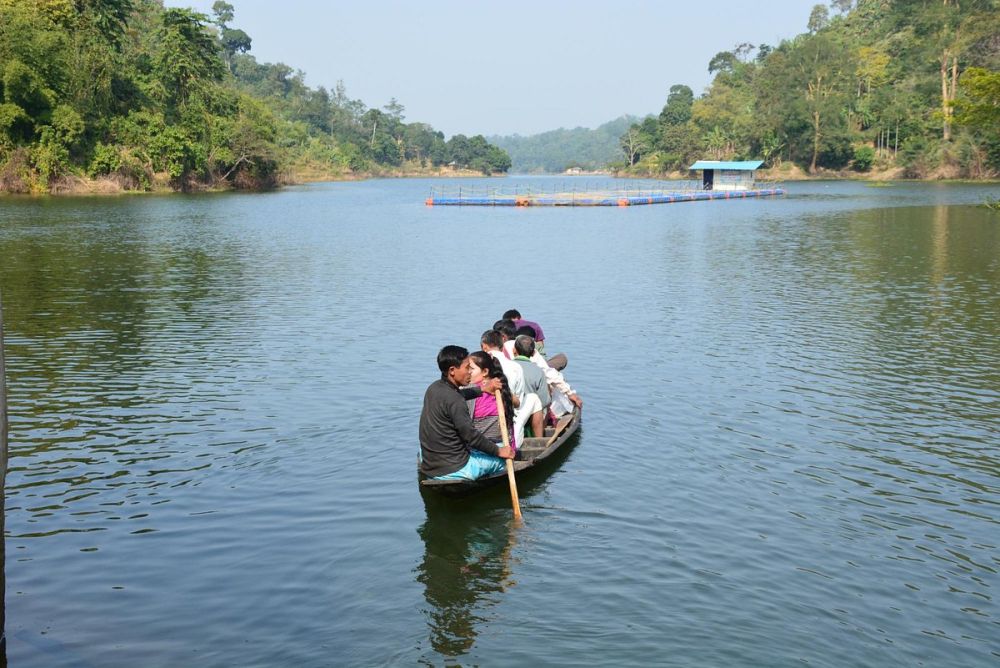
[545,413,574,446]
[495,390,522,521]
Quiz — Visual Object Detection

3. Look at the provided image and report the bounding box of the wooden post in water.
[0,289,7,653]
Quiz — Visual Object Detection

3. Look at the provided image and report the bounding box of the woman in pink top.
[467,351,517,453]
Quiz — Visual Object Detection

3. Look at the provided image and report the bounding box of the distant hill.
[489,116,640,173]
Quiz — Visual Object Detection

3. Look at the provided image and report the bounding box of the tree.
[897,0,997,142]
[220,27,251,70]
[795,33,854,171]
[77,0,135,49]
[703,126,731,159]
[808,4,829,33]
[955,67,1000,129]
[708,51,737,74]
[831,0,853,15]
[383,97,405,121]
[211,1,234,27]
[156,8,225,110]
[733,42,756,62]
[620,126,646,165]
[659,84,693,126]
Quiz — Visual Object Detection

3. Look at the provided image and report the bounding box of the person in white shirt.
[513,326,583,418]
[493,319,518,360]
[481,329,542,446]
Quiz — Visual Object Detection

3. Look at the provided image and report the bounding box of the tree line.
[0,0,510,194]
[619,0,1000,178]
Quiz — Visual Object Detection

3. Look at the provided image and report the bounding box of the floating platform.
[425,183,784,207]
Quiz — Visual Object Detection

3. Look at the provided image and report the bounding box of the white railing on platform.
[428,179,781,199]
[428,179,706,199]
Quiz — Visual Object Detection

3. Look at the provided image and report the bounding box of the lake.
[1,177,999,666]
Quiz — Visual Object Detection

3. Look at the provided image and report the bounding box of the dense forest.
[0,0,511,194]
[3,1,998,192]
[489,116,636,173]
[619,0,1000,178]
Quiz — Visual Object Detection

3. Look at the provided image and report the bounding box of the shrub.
[852,145,875,171]
[90,142,122,176]
[817,133,853,169]
[899,136,933,178]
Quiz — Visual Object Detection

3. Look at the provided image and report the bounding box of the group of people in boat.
[419,309,584,482]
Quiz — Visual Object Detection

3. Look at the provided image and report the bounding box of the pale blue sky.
[167,0,820,137]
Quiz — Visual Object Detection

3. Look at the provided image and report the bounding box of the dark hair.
[514,334,535,357]
[468,351,515,437]
[481,329,504,350]
[515,324,537,338]
[492,319,517,339]
[437,345,468,377]
[502,309,521,320]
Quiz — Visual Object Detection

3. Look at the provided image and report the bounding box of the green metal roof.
[688,160,764,170]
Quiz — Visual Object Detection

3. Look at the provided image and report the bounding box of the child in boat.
[466,351,517,454]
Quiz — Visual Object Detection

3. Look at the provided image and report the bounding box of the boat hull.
[419,407,582,497]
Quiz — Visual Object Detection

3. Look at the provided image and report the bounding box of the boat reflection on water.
[414,429,581,661]
[415,493,518,659]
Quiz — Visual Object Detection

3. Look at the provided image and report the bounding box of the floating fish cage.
[425,179,784,207]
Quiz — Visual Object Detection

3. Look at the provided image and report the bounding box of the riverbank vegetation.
[0,0,510,194]
[619,0,1000,179]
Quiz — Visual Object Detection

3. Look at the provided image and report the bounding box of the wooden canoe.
[419,407,581,496]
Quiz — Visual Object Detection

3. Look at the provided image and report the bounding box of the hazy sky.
[167,0,818,137]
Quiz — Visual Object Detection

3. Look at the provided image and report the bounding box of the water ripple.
[2,181,999,666]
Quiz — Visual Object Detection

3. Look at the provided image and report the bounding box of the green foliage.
[956,68,1000,128]
[490,116,636,173]
[77,0,135,49]
[211,1,234,27]
[0,0,508,192]
[660,85,693,126]
[708,51,737,74]
[48,104,84,148]
[156,8,225,111]
[852,145,875,171]
[0,102,32,146]
[898,135,934,178]
[807,4,829,33]
[3,59,56,122]
[221,28,251,62]
[818,130,854,170]
[621,0,1000,178]
[955,67,1000,172]
[33,131,70,184]
[89,141,121,175]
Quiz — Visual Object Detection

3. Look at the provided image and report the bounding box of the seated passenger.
[503,309,547,356]
[513,331,584,422]
[514,322,566,370]
[481,329,543,447]
[466,351,517,453]
[512,335,550,437]
[528,344,583,417]
[419,345,513,481]
[492,318,518,360]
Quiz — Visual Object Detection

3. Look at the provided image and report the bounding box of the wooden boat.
[419,407,582,496]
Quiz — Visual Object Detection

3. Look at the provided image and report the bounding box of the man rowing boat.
[419,345,514,481]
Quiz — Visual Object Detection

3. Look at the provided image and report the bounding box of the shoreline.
[2,165,997,198]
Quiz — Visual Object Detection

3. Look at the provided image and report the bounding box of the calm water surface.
[1,178,999,666]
